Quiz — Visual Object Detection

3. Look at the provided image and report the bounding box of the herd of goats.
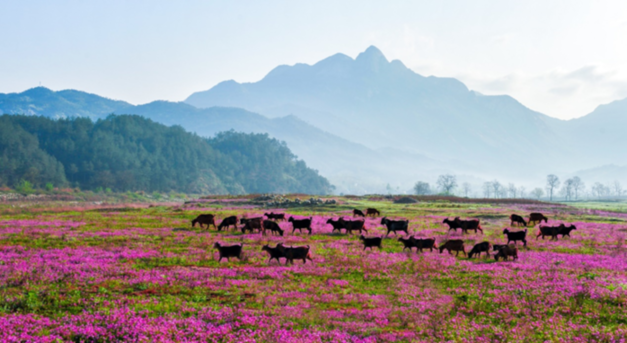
[190,208,576,265]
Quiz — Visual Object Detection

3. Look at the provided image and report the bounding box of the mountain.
[0,114,332,194]
[186,46,571,173]
[0,88,444,193]
[0,87,132,120]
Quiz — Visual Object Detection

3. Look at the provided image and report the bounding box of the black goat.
[492,244,508,252]
[339,218,367,234]
[241,217,263,234]
[537,224,563,241]
[398,236,418,252]
[443,217,463,232]
[414,237,437,252]
[359,235,382,250]
[261,244,285,264]
[263,220,284,236]
[558,224,577,238]
[439,240,466,257]
[509,214,527,227]
[217,216,238,231]
[468,241,491,258]
[503,228,527,246]
[288,217,313,235]
[528,213,548,226]
[353,209,366,217]
[264,212,286,221]
[456,218,483,234]
[191,214,216,229]
[277,243,312,265]
[494,245,518,261]
[213,242,243,262]
[381,217,409,236]
[326,218,347,233]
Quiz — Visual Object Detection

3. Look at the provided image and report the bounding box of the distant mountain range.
[2,46,626,192]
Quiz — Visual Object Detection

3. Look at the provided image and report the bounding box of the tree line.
[413,174,624,201]
[0,115,333,194]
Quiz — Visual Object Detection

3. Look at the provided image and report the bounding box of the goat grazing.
[528,213,548,226]
[353,209,366,217]
[503,228,527,246]
[359,235,382,250]
[366,208,380,217]
[468,241,491,258]
[263,220,284,236]
[494,245,518,261]
[509,214,527,227]
[439,240,466,257]
[217,216,238,231]
[213,242,243,262]
[191,214,216,229]
[537,224,563,241]
[414,237,437,252]
[289,217,313,235]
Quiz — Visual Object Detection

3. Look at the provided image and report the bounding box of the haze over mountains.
[2,46,626,193]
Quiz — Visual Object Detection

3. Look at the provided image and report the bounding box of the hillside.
[186,46,571,171]
[0,115,332,194]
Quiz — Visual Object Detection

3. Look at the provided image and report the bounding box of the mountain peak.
[354,46,389,72]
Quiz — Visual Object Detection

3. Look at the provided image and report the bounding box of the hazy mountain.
[0,87,132,120]
[186,46,571,173]
[0,88,448,193]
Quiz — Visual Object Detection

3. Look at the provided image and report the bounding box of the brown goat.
[439,240,466,257]
[494,244,518,261]
[191,214,216,229]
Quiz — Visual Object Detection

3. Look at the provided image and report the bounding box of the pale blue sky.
[2,0,627,119]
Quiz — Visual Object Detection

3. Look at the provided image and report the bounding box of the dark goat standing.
[213,243,243,262]
[443,218,463,232]
[241,217,263,234]
[509,214,527,227]
[326,218,347,233]
[218,216,238,231]
[366,208,380,217]
[265,212,286,221]
[353,209,366,217]
[468,241,491,258]
[494,245,518,261]
[439,240,466,257]
[263,220,284,236]
[414,237,437,252]
[289,217,313,235]
[240,217,263,225]
[398,236,418,252]
[381,217,409,236]
[339,218,367,234]
[528,213,548,225]
[537,224,563,241]
[191,214,216,229]
[455,218,483,234]
[503,228,527,246]
[277,243,312,265]
[261,244,285,264]
[558,224,577,238]
[359,235,383,250]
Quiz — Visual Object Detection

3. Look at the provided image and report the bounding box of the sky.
[2,0,627,120]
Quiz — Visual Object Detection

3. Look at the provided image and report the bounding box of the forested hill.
[0,115,332,194]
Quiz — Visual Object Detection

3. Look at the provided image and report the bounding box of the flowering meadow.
[1,198,627,342]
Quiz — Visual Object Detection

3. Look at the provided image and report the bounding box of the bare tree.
[613,181,623,197]
[592,182,609,199]
[507,183,517,198]
[462,182,472,197]
[546,174,560,201]
[561,178,575,201]
[437,174,457,195]
[483,182,492,198]
[413,181,431,195]
[531,188,544,200]
[491,180,502,198]
[572,176,584,200]
[519,186,526,199]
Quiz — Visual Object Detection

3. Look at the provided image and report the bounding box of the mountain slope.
[186,46,570,170]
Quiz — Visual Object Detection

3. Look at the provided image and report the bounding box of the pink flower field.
[1,199,627,342]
